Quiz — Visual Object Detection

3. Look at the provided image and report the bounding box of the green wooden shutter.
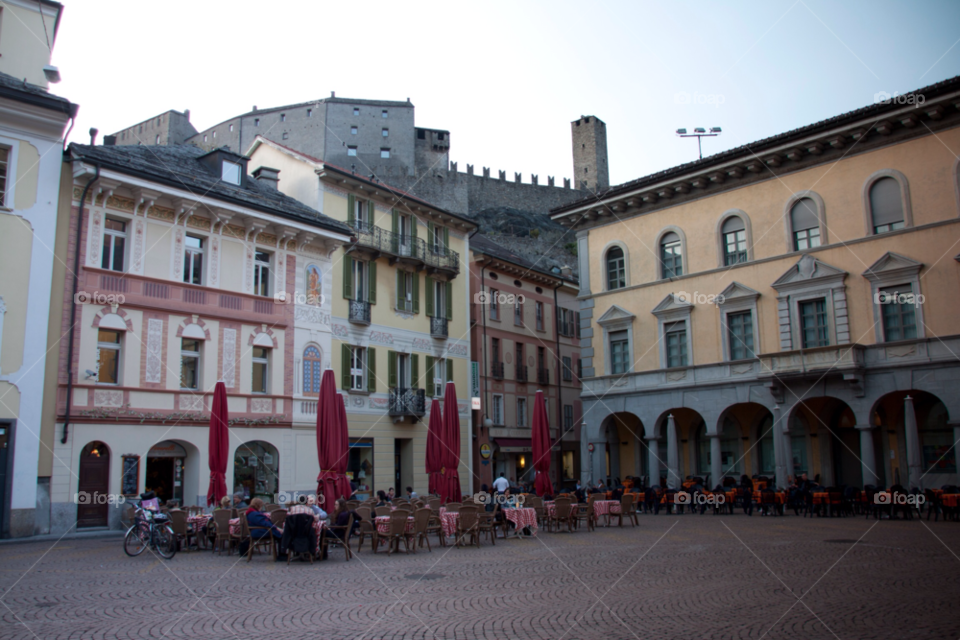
[343,256,353,300]
[446,358,453,383]
[445,281,453,320]
[425,277,434,317]
[443,226,449,251]
[367,200,375,225]
[367,260,377,304]
[412,272,419,314]
[347,194,355,226]
[341,344,351,390]
[367,347,376,392]
[392,209,398,234]
[425,356,434,396]
[427,221,435,250]
[411,216,418,240]
[396,271,404,308]
[387,350,397,388]
[391,209,399,253]
[411,354,419,389]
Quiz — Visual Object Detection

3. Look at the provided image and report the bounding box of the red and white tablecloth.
[375,515,414,536]
[503,507,538,535]
[592,500,621,516]
[439,511,459,537]
[187,514,212,533]
[228,516,325,537]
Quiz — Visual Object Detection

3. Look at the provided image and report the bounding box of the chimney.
[103,135,117,146]
[252,166,280,190]
[560,265,573,277]
[183,109,191,121]
[331,91,335,98]
[89,127,98,145]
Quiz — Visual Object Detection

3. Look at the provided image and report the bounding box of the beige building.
[552,76,960,492]
[0,0,76,537]
[247,136,477,499]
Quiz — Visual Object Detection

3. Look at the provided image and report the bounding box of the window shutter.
[425,277,434,317]
[425,356,434,395]
[575,312,581,338]
[396,270,404,308]
[367,260,377,304]
[343,256,353,300]
[341,344,350,390]
[411,354,419,389]
[446,358,453,383]
[391,209,399,253]
[443,226,449,251]
[367,347,376,392]
[411,217,418,240]
[790,198,819,233]
[445,281,453,320]
[367,200,375,224]
[387,350,397,388]
[870,178,904,227]
[347,194,355,226]
[412,272,420,314]
[427,221,435,248]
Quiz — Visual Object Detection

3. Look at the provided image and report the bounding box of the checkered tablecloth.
[375,515,414,535]
[503,507,538,535]
[592,500,621,516]
[186,514,212,533]
[440,511,459,537]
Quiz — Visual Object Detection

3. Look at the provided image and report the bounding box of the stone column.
[666,414,680,489]
[647,436,661,487]
[772,407,788,490]
[904,395,922,490]
[856,424,880,487]
[710,434,723,490]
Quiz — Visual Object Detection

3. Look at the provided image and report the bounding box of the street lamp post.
[676,127,722,160]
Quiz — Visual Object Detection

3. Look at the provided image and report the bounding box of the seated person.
[306,494,327,519]
[244,498,282,540]
[375,490,389,507]
[501,488,521,509]
[233,492,248,510]
[329,499,362,538]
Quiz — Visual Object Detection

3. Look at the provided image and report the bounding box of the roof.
[195,96,414,133]
[67,143,352,236]
[248,136,477,229]
[110,109,191,134]
[552,74,960,214]
[0,71,76,117]
[471,233,578,285]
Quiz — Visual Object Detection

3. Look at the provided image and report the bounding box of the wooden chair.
[241,513,276,562]
[264,504,282,512]
[428,497,441,512]
[385,510,411,555]
[551,499,574,533]
[322,514,354,560]
[456,506,480,548]
[572,500,595,532]
[357,510,379,553]
[477,504,498,545]
[346,500,361,510]
[444,502,461,514]
[212,509,233,554]
[168,510,197,552]
[412,508,432,552]
[270,509,287,528]
[617,494,638,527]
[374,505,392,517]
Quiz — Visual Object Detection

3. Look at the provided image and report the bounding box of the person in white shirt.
[492,473,510,494]
[306,494,327,519]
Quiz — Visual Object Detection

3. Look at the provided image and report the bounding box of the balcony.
[515,364,528,383]
[347,222,460,276]
[388,387,425,418]
[758,344,866,381]
[538,367,550,385]
[430,316,448,339]
[492,361,505,380]
[348,300,371,325]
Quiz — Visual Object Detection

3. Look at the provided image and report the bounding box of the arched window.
[869,177,905,234]
[234,441,279,502]
[790,198,821,250]
[721,216,747,265]
[303,346,322,396]
[606,246,625,290]
[660,232,683,278]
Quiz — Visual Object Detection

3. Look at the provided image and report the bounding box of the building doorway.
[77,441,110,528]
[145,441,186,504]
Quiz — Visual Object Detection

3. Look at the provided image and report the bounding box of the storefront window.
[234,441,279,503]
[146,440,187,504]
[562,451,575,480]
[922,401,956,473]
[348,438,374,500]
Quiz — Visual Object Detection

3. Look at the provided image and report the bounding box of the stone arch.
[248,326,279,348]
[175,316,211,340]
[92,306,134,332]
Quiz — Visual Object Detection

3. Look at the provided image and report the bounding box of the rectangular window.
[433,279,445,318]
[254,118,260,127]
[253,250,271,296]
[514,300,523,326]
[515,343,524,379]
[382,110,388,118]
[433,359,446,398]
[229,124,234,132]
[665,321,687,368]
[799,299,829,348]
[347,146,357,156]
[610,330,629,374]
[493,394,504,426]
[380,148,390,159]
[252,347,269,394]
[351,126,358,135]
[432,225,444,253]
[517,397,527,428]
[564,404,574,431]
[879,286,918,342]
[352,259,366,301]
[727,311,755,360]
[183,235,204,285]
[794,227,821,251]
[723,230,748,265]
[577,358,583,380]
[350,346,366,391]
[562,356,573,381]
[382,128,389,137]
[353,108,360,116]
[180,339,201,390]
[101,218,126,272]
[491,338,500,369]
[280,113,286,122]
[661,239,683,278]
[97,329,122,385]
[536,302,544,331]
[222,161,241,185]
[398,271,414,312]
[489,288,499,320]
[307,108,312,118]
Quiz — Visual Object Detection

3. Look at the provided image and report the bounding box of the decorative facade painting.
[305,264,322,306]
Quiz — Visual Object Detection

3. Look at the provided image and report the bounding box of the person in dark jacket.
[245,498,282,539]
[740,475,754,516]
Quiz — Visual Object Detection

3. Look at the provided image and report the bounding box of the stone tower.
[571,115,609,191]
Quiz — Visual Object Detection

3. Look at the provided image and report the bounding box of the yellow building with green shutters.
[247,137,477,499]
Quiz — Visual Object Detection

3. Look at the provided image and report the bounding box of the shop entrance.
[348,438,373,500]
[145,441,186,504]
[77,441,110,528]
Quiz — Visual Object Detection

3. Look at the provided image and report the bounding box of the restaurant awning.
[495,438,531,453]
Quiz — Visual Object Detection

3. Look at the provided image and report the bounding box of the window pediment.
[717,281,760,305]
[772,254,847,294]
[651,293,693,318]
[597,304,635,330]
[862,252,922,282]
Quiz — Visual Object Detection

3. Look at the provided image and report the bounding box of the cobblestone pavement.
[1,514,959,640]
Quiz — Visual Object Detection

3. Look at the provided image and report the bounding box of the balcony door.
[397,354,410,390]
[398,214,412,256]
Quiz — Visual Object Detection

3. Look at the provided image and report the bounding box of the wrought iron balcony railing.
[348,300,371,325]
[348,223,460,275]
[388,387,426,417]
[515,364,528,383]
[430,316,448,338]
[538,367,550,385]
[491,361,505,380]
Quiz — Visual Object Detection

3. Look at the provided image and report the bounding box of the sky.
[51,0,960,188]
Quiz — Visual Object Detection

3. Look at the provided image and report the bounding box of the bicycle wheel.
[123,525,147,557]
[155,525,177,559]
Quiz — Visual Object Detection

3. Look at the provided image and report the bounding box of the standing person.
[740,475,754,516]
[492,473,510,494]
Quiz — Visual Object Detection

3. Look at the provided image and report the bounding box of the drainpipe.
[553,280,563,488]
[62,158,100,444]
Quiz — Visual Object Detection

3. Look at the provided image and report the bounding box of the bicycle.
[124,492,177,559]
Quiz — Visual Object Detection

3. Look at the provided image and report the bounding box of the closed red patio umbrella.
[440,381,462,504]
[206,381,229,507]
[316,369,350,510]
[531,389,553,497]
[335,392,353,500]
[426,397,444,496]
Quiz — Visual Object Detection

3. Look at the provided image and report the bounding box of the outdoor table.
[942,494,960,508]
[187,514,212,533]
[438,509,459,537]
[375,515,415,536]
[503,507,538,537]
[592,499,621,525]
[812,492,829,504]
